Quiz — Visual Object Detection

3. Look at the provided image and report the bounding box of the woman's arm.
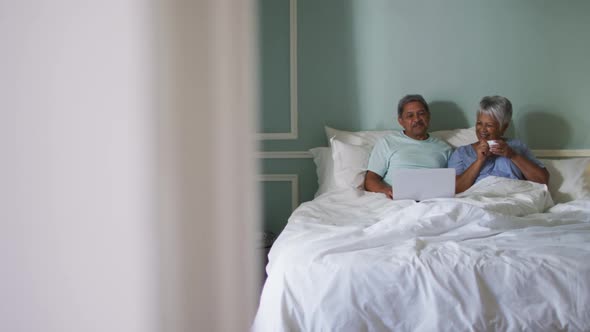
[455,140,490,194]
[364,171,393,199]
[490,142,549,184]
[510,154,550,184]
[455,158,486,193]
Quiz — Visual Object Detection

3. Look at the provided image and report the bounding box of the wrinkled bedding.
[253,177,590,331]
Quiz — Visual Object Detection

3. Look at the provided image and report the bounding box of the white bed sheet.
[253,177,590,331]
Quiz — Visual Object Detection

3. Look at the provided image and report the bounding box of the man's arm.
[364,171,393,199]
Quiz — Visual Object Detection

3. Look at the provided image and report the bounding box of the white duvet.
[253,177,590,332]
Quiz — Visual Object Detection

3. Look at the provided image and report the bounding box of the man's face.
[398,101,430,140]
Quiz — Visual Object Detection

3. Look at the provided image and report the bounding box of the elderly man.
[364,94,453,199]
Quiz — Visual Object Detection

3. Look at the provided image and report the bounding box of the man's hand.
[385,187,393,199]
[364,171,394,199]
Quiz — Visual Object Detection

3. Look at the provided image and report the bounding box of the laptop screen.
[390,168,456,201]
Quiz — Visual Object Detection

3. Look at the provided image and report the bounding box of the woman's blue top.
[448,138,545,183]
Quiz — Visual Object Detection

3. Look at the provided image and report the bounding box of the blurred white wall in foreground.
[0,0,258,331]
[157,0,259,331]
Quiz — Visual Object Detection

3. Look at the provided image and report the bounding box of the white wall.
[156,0,259,330]
[0,1,259,331]
[0,1,159,331]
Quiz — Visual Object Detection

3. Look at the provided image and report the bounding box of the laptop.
[390,168,456,201]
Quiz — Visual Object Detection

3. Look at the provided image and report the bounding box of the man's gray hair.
[477,95,512,127]
[397,94,429,118]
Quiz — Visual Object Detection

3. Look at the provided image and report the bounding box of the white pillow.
[309,147,338,197]
[430,127,477,148]
[325,125,476,148]
[539,158,590,203]
[325,126,394,147]
[330,138,371,189]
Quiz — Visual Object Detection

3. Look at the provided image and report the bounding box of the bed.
[253,127,590,332]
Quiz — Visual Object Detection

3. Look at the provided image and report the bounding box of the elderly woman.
[448,96,549,193]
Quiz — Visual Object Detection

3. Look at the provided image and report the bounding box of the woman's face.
[476,112,505,140]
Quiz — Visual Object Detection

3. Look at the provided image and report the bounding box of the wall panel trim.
[257,151,312,159]
[257,0,298,140]
[258,174,299,210]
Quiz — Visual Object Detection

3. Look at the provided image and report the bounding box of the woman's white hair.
[477,95,512,128]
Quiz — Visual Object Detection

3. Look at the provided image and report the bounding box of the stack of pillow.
[309,126,590,204]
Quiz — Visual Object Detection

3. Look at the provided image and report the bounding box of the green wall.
[258,0,590,234]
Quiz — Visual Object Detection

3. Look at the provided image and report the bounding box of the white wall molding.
[532,150,590,158]
[257,150,590,159]
[257,0,298,140]
[258,174,299,211]
[257,151,312,159]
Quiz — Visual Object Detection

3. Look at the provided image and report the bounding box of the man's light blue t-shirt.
[367,131,453,186]
[448,138,545,183]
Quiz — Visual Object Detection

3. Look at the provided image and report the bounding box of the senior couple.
[364,94,549,199]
